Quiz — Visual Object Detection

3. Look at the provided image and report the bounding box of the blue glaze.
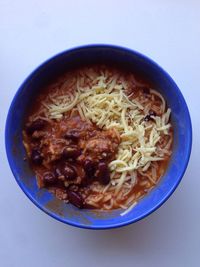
[5,45,192,229]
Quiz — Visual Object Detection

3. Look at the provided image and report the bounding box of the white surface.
[0,1,200,266]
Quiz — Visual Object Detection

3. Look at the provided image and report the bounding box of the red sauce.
[23,65,173,210]
[23,112,120,208]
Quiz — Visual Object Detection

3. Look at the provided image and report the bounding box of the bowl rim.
[5,44,192,230]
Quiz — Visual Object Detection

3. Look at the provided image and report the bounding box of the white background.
[0,1,200,266]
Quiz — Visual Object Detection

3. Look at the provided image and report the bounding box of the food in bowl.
[23,64,173,211]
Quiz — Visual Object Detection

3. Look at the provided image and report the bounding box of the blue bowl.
[5,45,192,229]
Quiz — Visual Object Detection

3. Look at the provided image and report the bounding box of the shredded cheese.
[44,71,171,201]
[120,201,137,216]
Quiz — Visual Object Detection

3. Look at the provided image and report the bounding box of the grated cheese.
[44,72,171,196]
[120,201,138,216]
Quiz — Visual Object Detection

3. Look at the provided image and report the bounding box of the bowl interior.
[6,45,192,229]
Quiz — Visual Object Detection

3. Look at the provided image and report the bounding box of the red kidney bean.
[26,119,46,135]
[31,148,43,164]
[84,159,96,176]
[68,184,79,192]
[149,110,156,116]
[62,163,77,180]
[54,167,63,179]
[142,87,150,95]
[80,178,89,187]
[82,159,97,186]
[144,114,151,121]
[96,162,110,185]
[62,146,81,159]
[83,203,96,209]
[144,110,156,121]
[68,190,84,208]
[43,172,57,185]
[64,131,80,141]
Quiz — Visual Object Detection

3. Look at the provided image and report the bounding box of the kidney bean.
[144,114,151,121]
[54,167,63,178]
[96,162,110,185]
[64,131,80,141]
[26,119,46,135]
[144,110,156,121]
[43,172,57,185]
[142,87,150,95]
[68,184,79,192]
[84,159,96,176]
[149,110,156,116]
[80,178,89,187]
[31,148,43,164]
[62,163,77,180]
[62,146,81,159]
[68,190,84,208]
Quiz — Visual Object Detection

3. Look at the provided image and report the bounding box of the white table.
[0,1,199,266]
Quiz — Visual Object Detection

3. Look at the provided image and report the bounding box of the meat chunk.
[84,128,120,161]
[40,137,68,163]
[85,138,112,157]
